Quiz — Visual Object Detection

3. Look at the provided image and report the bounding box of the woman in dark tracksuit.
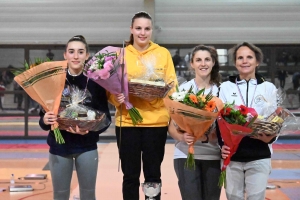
[39,35,111,200]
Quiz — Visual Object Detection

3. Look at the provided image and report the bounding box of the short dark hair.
[190,45,221,86]
[65,35,89,53]
[229,42,263,64]
[126,11,152,46]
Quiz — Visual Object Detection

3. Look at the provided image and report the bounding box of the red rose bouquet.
[217,102,258,188]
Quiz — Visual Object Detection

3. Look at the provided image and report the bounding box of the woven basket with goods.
[251,107,291,136]
[128,79,174,99]
[57,112,107,132]
[251,121,282,136]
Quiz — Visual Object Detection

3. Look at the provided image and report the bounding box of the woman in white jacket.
[218,42,278,200]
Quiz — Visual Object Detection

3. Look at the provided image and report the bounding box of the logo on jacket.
[254,95,264,105]
[231,92,238,97]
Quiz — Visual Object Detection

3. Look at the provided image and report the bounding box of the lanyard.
[235,78,257,107]
[193,79,212,94]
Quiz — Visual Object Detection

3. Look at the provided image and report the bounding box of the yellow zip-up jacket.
[108,41,177,127]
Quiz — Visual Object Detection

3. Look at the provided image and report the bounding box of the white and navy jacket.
[217,74,277,162]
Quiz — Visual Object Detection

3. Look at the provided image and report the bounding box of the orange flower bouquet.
[164,86,223,169]
[12,58,52,76]
[14,60,67,144]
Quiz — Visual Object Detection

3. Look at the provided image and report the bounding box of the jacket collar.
[228,73,265,85]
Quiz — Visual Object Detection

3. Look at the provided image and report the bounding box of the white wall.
[0,0,143,45]
[0,0,300,45]
[155,0,300,44]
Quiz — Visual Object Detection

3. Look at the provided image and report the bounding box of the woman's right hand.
[221,145,230,159]
[67,125,89,135]
[43,111,57,125]
[114,93,125,104]
[183,132,195,145]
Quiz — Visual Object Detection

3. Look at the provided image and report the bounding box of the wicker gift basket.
[251,107,292,136]
[251,121,282,136]
[57,111,108,132]
[56,84,110,132]
[128,79,174,99]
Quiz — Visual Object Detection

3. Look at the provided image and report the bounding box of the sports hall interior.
[0,0,300,199]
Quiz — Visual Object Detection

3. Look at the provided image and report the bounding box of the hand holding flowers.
[84,46,143,125]
[217,101,258,188]
[14,60,68,144]
[13,58,66,144]
[165,86,223,170]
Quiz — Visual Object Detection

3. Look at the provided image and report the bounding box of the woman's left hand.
[67,125,89,135]
[114,93,125,104]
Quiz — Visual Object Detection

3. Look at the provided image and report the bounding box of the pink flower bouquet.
[84,46,142,125]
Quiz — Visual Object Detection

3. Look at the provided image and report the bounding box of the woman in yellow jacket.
[108,11,177,200]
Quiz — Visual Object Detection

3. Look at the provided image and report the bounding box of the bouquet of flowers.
[57,86,109,132]
[217,102,258,188]
[14,60,68,144]
[12,57,51,76]
[84,46,142,125]
[164,86,223,170]
[128,53,175,100]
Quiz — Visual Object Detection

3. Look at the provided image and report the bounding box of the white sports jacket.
[218,74,277,162]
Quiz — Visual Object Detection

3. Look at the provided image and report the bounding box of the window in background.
[30,49,64,62]
[168,48,194,81]
[276,47,300,67]
[0,48,24,69]
[0,48,25,112]
[217,49,228,66]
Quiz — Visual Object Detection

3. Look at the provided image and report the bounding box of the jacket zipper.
[246,80,250,106]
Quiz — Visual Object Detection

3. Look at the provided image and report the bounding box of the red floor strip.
[273,144,300,149]
[0,144,299,150]
[0,144,48,149]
